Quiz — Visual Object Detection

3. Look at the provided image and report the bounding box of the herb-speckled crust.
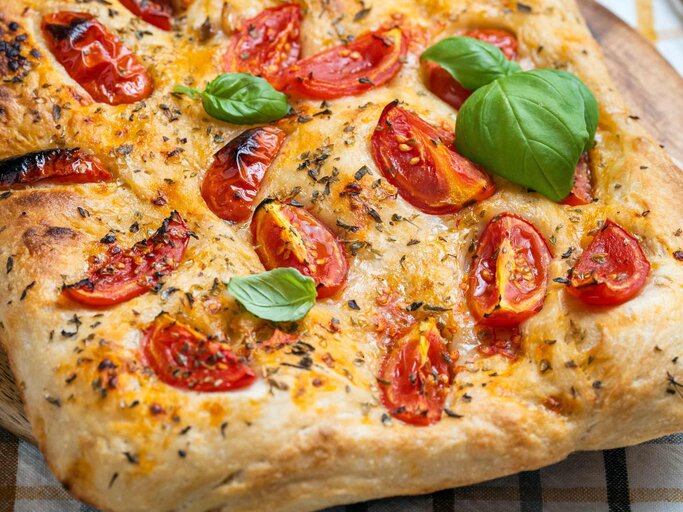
[0,0,682,510]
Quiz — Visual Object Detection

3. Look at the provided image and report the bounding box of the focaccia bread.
[0,0,682,511]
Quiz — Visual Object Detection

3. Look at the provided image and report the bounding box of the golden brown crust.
[0,0,682,511]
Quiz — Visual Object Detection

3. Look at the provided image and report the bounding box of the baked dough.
[0,0,682,511]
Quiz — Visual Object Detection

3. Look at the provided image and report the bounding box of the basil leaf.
[420,36,521,91]
[569,73,599,152]
[172,85,202,99]
[173,73,290,125]
[228,268,317,322]
[455,69,598,202]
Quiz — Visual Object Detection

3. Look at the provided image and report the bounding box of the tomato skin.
[422,61,473,111]
[561,153,593,206]
[250,199,348,298]
[41,12,154,105]
[378,319,456,426]
[371,101,495,214]
[286,27,407,99]
[464,29,518,60]
[202,127,285,223]
[0,148,111,187]
[223,3,302,90]
[142,314,256,392]
[424,29,517,110]
[373,290,417,341]
[63,212,189,307]
[119,0,173,31]
[468,214,552,326]
[475,325,521,359]
[567,220,650,306]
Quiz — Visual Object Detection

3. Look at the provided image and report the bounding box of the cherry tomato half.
[286,27,407,99]
[250,199,348,298]
[567,220,650,305]
[142,314,256,392]
[424,29,517,110]
[63,211,189,307]
[119,0,173,31]
[468,213,552,326]
[42,12,154,105]
[464,29,518,60]
[0,148,111,188]
[223,3,302,90]
[202,126,285,223]
[475,325,521,359]
[378,319,456,426]
[561,153,593,206]
[371,101,495,214]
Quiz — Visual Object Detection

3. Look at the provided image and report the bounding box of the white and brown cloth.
[598,0,683,74]
[1,428,682,511]
[1,0,682,511]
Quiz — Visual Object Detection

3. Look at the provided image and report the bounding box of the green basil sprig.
[228,268,316,322]
[420,36,521,91]
[420,35,598,202]
[173,73,290,125]
[455,69,598,202]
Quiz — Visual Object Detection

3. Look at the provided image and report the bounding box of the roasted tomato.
[567,220,650,305]
[378,319,456,426]
[422,61,472,110]
[475,325,521,359]
[119,0,173,31]
[63,212,189,307]
[561,153,593,206]
[223,3,301,90]
[142,314,256,392]
[286,27,407,99]
[464,29,517,60]
[373,289,417,341]
[371,101,494,214]
[468,214,552,326]
[424,29,517,110]
[42,12,154,105]
[0,148,111,188]
[250,199,348,298]
[202,127,285,223]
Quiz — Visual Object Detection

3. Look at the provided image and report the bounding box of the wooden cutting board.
[1,0,682,444]
[580,0,683,163]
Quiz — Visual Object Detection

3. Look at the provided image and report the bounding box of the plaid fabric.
[1,427,682,511]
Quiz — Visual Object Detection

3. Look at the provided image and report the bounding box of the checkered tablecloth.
[1,1,681,511]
